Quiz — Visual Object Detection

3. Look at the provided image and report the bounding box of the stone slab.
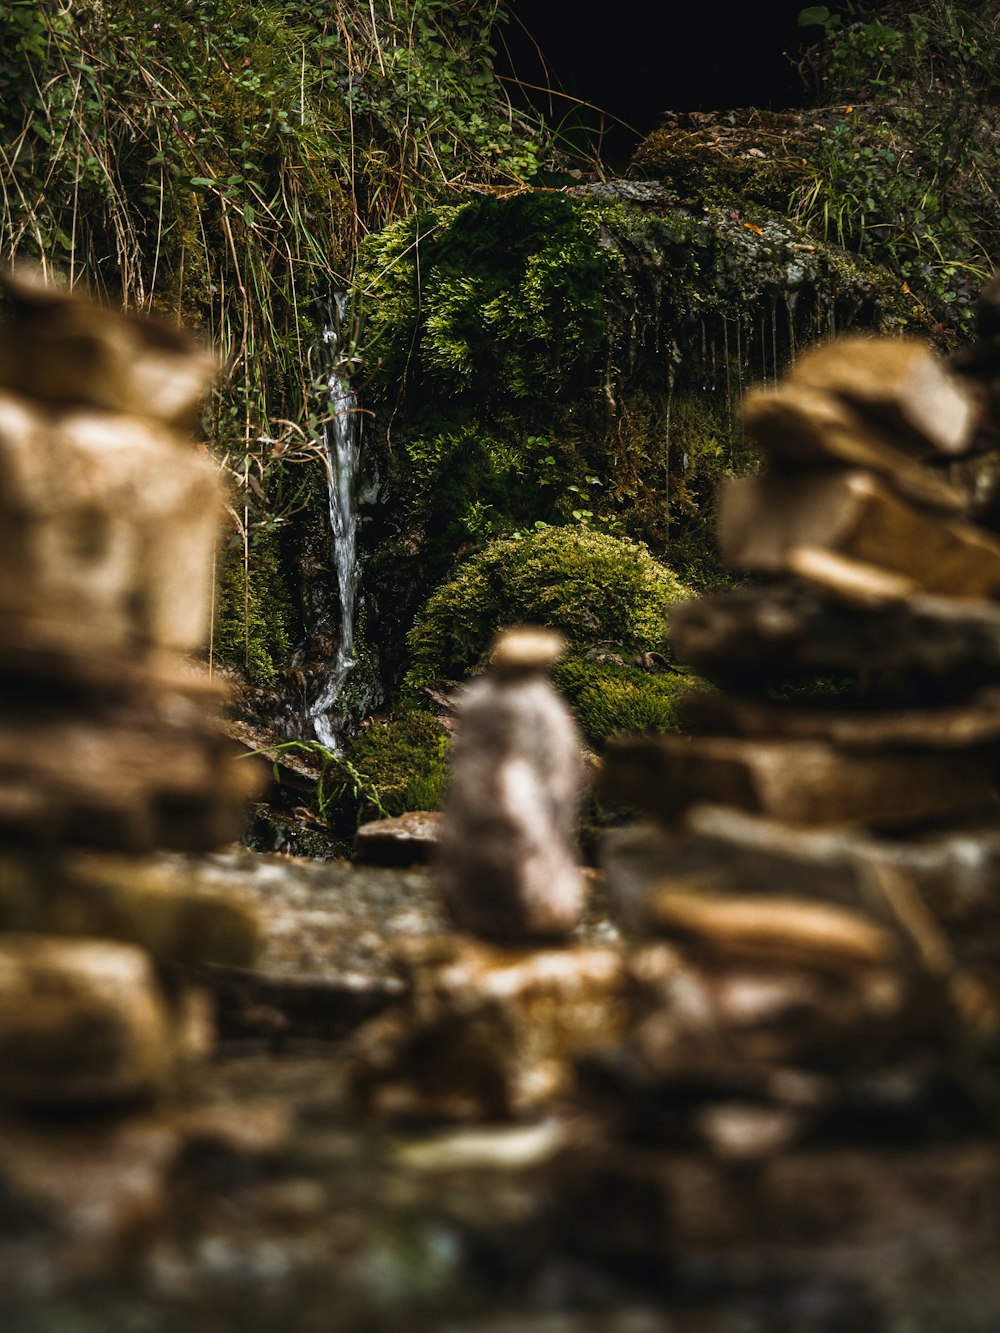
[788,334,975,456]
[743,381,967,511]
[599,733,998,828]
[717,469,1000,598]
[667,580,1000,688]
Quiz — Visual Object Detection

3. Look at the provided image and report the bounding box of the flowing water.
[307,297,360,751]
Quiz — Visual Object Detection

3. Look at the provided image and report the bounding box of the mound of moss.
[552,656,704,748]
[405,526,689,689]
[345,710,451,819]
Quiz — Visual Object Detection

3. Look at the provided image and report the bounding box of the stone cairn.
[0,269,259,1107]
[595,330,1000,1156]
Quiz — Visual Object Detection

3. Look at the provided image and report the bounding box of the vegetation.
[345,710,451,818]
[794,1,1000,333]
[405,526,690,689]
[0,0,556,677]
[553,656,704,748]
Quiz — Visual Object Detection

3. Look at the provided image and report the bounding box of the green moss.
[553,656,703,748]
[212,527,296,685]
[358,194,616,410]
[405,526,690,690]
[346,711,451,818]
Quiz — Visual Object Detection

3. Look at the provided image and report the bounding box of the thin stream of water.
[307,295,360,751]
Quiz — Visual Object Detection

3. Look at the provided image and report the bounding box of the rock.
[348,933,628,1121]
[717,469,1000,598]
[0,936,186,1104]
[0,265,217,427]
[667,580,1000,688]
[643,888,897,969]
[599,733,997,828]
[437,627,584,942]
[0,395,221,654]
[677,688,1000,749]
[788,335,975,457]
[0,665,263,852]
[354,811,442,866]
[743,382,967,512]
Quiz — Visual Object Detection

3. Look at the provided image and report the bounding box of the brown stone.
[644,888,896,968]
[0,266,217,427]
[677,688,1000,749]
[349,933,628,1120]
[599,734,997,828]
[788,335,975,456]
[667,579,1000,688]
[354,811,442,866]
[743,381,967,511]
[0,393,221,652]
[0,936,183,1104]
[717,469,1000,598]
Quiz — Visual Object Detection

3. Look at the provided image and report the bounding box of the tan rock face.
[0,936,182,1104]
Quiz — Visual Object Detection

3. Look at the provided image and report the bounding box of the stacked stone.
[595,334,1000,1155]
[0,269,259,1106]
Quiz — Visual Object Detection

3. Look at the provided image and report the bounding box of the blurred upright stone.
[436,626,584,942]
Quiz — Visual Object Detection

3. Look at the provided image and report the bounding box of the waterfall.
[307,295,360,751]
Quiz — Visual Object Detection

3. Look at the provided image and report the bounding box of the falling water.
[307,296,360,751]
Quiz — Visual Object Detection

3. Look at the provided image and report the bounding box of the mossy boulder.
[405,526,690,690]
[552,655,705,748]
[345,710,451,818]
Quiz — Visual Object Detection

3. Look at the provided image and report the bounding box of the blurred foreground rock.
[595,331,1000,1162]
[0,270,260,1110]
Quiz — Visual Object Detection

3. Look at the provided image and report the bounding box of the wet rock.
[354,811,442,866]
[599,733,997,828]
[349,933,628,1121]
[437,628,584,943]
[717,469,1000,598]
[0,936,188,1104]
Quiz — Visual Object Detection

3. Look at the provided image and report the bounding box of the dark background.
[496,1,831,165]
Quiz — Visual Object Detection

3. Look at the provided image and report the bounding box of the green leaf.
[798,6,831,26]
[190,176,216,186]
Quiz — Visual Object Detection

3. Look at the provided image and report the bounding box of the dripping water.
[307,295,361,751]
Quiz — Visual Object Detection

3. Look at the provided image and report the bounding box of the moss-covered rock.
[212,525,297,686]
[345,711,451,819]
[405,526,690,690]
[552,656,704,748]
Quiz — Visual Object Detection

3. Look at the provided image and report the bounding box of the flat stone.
[354,811,442,866]
[599,734,998,829]
[788,334,976,456]
[348,933,629,1121]
[0,266,217,427]
[644,888,897,968]
[743,382,967,511]
[0,936,181,1104]
[717,469,1000,598]
[667,580,1000,688]
[677,688,1000,749]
